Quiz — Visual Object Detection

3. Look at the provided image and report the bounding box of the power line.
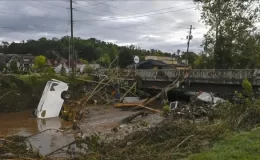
[0,10,187,30]
[76,20,187,30]
[74,8,188,28]
[33,0,195,24]
[0,11,186,35]
[32,0,194,27]
[75,7,195,22]
[0,26,65,32]
[0,23,163,37]
[98,1,194,25]
[130,3,194,15]
[74,1,194,24]
[34,1,68,9]
[89,1,194,25]
[74,0,116,11]
[0,11,68,21]
[65,8,70,33]
[76,23,148,34]
[76,20,188,35]
[73,1,122,16]
[34,0,111,9]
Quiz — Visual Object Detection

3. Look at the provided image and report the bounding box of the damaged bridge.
[117,69,260,93]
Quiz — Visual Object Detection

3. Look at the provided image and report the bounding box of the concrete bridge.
[115,69,260,93]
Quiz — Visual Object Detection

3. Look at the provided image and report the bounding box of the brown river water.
[0,107,164,156]
[0,110,73,156]
[0,110,70,136]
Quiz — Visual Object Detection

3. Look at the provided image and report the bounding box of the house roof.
[4,54,35,63]
[172,63,190,67]
[47,59,63,67]
[65,59,83,67]
[126,59,169,69]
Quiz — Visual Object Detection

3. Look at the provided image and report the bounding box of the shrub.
[216,78,260,130]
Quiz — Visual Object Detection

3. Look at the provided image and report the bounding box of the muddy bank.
[0,74,89,114]
[0,105,164,157]
[0,89,39,113]
[0,136,39,159]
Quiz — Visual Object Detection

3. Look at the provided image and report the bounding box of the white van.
[35,79,69,118]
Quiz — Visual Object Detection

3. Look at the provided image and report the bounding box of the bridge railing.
[99,69,260,85]
[112,69,255,79]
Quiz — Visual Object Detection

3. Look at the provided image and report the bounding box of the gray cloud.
[0,0,206,53]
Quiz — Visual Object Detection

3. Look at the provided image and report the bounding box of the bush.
[216,78,260,130]
[162,104,171,117]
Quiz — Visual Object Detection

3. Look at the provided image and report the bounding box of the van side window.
[50,83,58,91]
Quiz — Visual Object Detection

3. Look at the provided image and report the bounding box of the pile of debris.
[170,91,226,121]
[34,68,227,122]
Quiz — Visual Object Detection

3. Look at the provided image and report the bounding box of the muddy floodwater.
[0,107,164,156]
[0,110,70,136]
[0,110,73,156]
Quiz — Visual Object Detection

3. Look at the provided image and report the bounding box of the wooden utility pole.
[70,0,74,72]
[185,25,193,70]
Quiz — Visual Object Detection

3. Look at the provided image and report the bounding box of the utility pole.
[70,0,74,73]
[185,25,193,70]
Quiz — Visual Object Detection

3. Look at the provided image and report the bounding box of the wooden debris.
[120,111,147,124]
[120,82,137,102]
[114,72,189,114]
[114,102,160,113]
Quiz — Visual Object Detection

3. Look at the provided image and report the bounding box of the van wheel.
[61,91,71,100]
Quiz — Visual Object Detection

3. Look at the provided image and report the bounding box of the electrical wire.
[74,1,194,25]
[75,7,195,22]
[0,10,187,33]
[75,23,148,34]
[32,0,194,27]
[0,0,195,40]
[0,11,68,22]
[0,26,65,32]
[35,1,68,9]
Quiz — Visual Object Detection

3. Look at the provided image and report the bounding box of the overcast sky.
[0,0,206,53]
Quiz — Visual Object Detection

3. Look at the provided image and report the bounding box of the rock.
[127,142,132,146]
[200,140,210,150]
[2,153,14,157]
[112,127,118,132]
[0,138,5,143]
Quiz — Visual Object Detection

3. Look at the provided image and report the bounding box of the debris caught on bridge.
[170,91,226,121]
[196,92,226,105]
[114,71,190,114]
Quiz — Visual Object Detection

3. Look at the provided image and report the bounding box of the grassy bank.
[189,127,260,160]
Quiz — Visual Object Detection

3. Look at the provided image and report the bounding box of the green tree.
[10,61,18,71]
[97,53,111,67]
[119,48,133,68]
[2,37,175,68]
[79,58,89,65]
[181,52,198,68]
[0,61,5,71]
[195,0,260,69]
[34,55,47,70]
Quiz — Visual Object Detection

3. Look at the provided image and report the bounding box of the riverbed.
[0,107,164,156]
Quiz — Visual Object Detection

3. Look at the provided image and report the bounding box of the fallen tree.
[114,71,190,113]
